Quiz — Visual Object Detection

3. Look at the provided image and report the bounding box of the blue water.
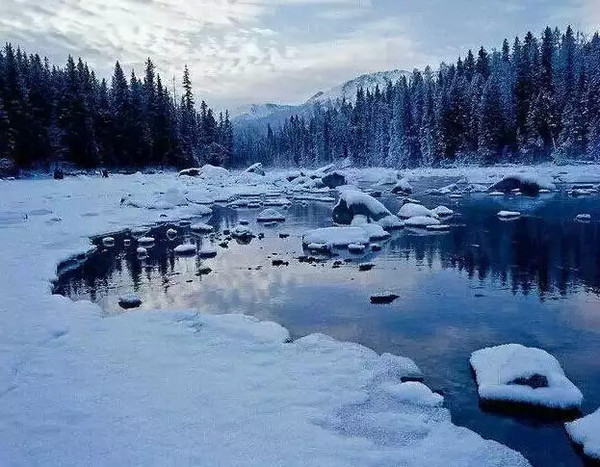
[54,182,600,466]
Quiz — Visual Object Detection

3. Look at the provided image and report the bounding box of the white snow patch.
[565,408,600,460]
[398,203,438,219]
[257,208,286,222]
[303,227,369,247]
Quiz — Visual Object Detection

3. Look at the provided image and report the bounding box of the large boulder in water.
[321,171,347,189]
[488,174,554,196]
[333,188,391,225]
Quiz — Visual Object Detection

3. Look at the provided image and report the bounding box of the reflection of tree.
[390,210,600,298]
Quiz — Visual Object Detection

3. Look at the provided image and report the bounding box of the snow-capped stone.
[136,247,147,256]
[242,162,265,176]
[449,194,463,199]
[166,228,178,239]
[426,224,450,231]
[488,174,555,196]
[431,205,454,217]
[351,215,391,240]
[398,203,438,219]
[257,208,286,222]
[348,243,366,253]
[575,214,591,222]
[404,216,442,228]
[137,237,155,245]
[428,183,459,195]
[306,242,331,253]
[118,293,142,309]
[470,343,583,410]
[174,244,197,255]
[303,227,369,247]
[263,197,292,207]
[375,172,398,186]
[497,210,521,219]
[321,171,347,189]
[391,178,413,194]
[191,222,214,233]
[231,224,254,239]
[102,236,115,247]
[198,247,218,258]
[565,409,600,460]
[376,214,404,230]
[333,188,392,225]
[379,381,444,407]
[178,167,201,177]
[489,191,505,196]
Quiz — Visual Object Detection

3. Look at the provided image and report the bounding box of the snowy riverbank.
[5,164,598,465]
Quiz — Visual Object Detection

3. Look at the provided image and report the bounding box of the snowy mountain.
[306,69,412,105]
[233,69,411,126]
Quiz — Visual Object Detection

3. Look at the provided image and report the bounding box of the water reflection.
[53,190,600,467]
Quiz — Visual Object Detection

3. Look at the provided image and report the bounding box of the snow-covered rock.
[178,167,201,177]
[303,227,369,247]
[333,189,392,225]
[497,210,521,219]
[166,228,178,239]
[242,162,265,176]
[398,203,438,219]
[348,243,366,253]
[565,408,600,460]
[321,171,347,189]
[198,246,218,258]
[426,224,450,231]
[431,205,454,217]
[488,174,555,196]
[575,214,591,222]
[489,191,505,197]
[102,236,115,247]
[375,172,398,186]
[174,244,197,255]
[351,215,391,240]
[470,344,583,410]
[231,224,254,239]
[379,381,444,407]
[391,178,413,194]
[137,236,155,245]
[428,183,459,195]
[376,214,404,230]
[191,222,214,233]
[118,293,142,309]
[136,247,148,256]
[404,216,442,228]
[257,208,286,222]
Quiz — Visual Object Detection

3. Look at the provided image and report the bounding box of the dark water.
[54,182,600,466]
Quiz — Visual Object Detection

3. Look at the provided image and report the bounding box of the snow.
[351,215,391,240]
[565,408,600,460]
[198,246,218,258]
[470,344,583,410]
[575,214,591,222]
[257,208,286,222]
[102,236,115,247]
[174,244,197,255]
[376,214,404,230]
[488,174,555,195]
[398,203,438,219]
[166,228,178,238]
[0,171,533,467]
[136,246,148,256]
[137,236,155,244]
[348,243,366,253]
[242,162,265,176]
[497,210,521,219]
[231,224,254,239]
[404,216,442,228]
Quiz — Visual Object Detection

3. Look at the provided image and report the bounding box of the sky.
[0,0,598,111]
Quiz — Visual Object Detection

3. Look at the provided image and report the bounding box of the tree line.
[0,44,233,169]
[234,26,600,168]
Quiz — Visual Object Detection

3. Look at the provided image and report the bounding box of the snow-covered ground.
[6,163,598,465]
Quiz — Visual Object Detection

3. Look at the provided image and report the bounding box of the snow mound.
[136,247,147,256]
[102,236,115,247]
[137,237,155,245]
[333,189,391,225]
[231,224,254,239]
[470,344,583,410]
[348,243,366,253]
[198,246,218,258]
[398,203,438,219]
[303,227,369,247]
[565,408,600,460]
[375,172,398,186]
[351,215,391,240]
[257,208,286,222]
[575,214,591,222]
[379,381,444,407]
[405,216,442,228]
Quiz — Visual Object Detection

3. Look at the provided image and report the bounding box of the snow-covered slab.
[303,227,369,247]
[231,224,254,239]
[565,409,600,460]
[488,174,555,196]
[174,244,196,255]
[191,222,214,233]
[118,293,142,309]
[431,205,454,217]
[377,214,404,230]
[470,344,583,410]
[391,177,413,194]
